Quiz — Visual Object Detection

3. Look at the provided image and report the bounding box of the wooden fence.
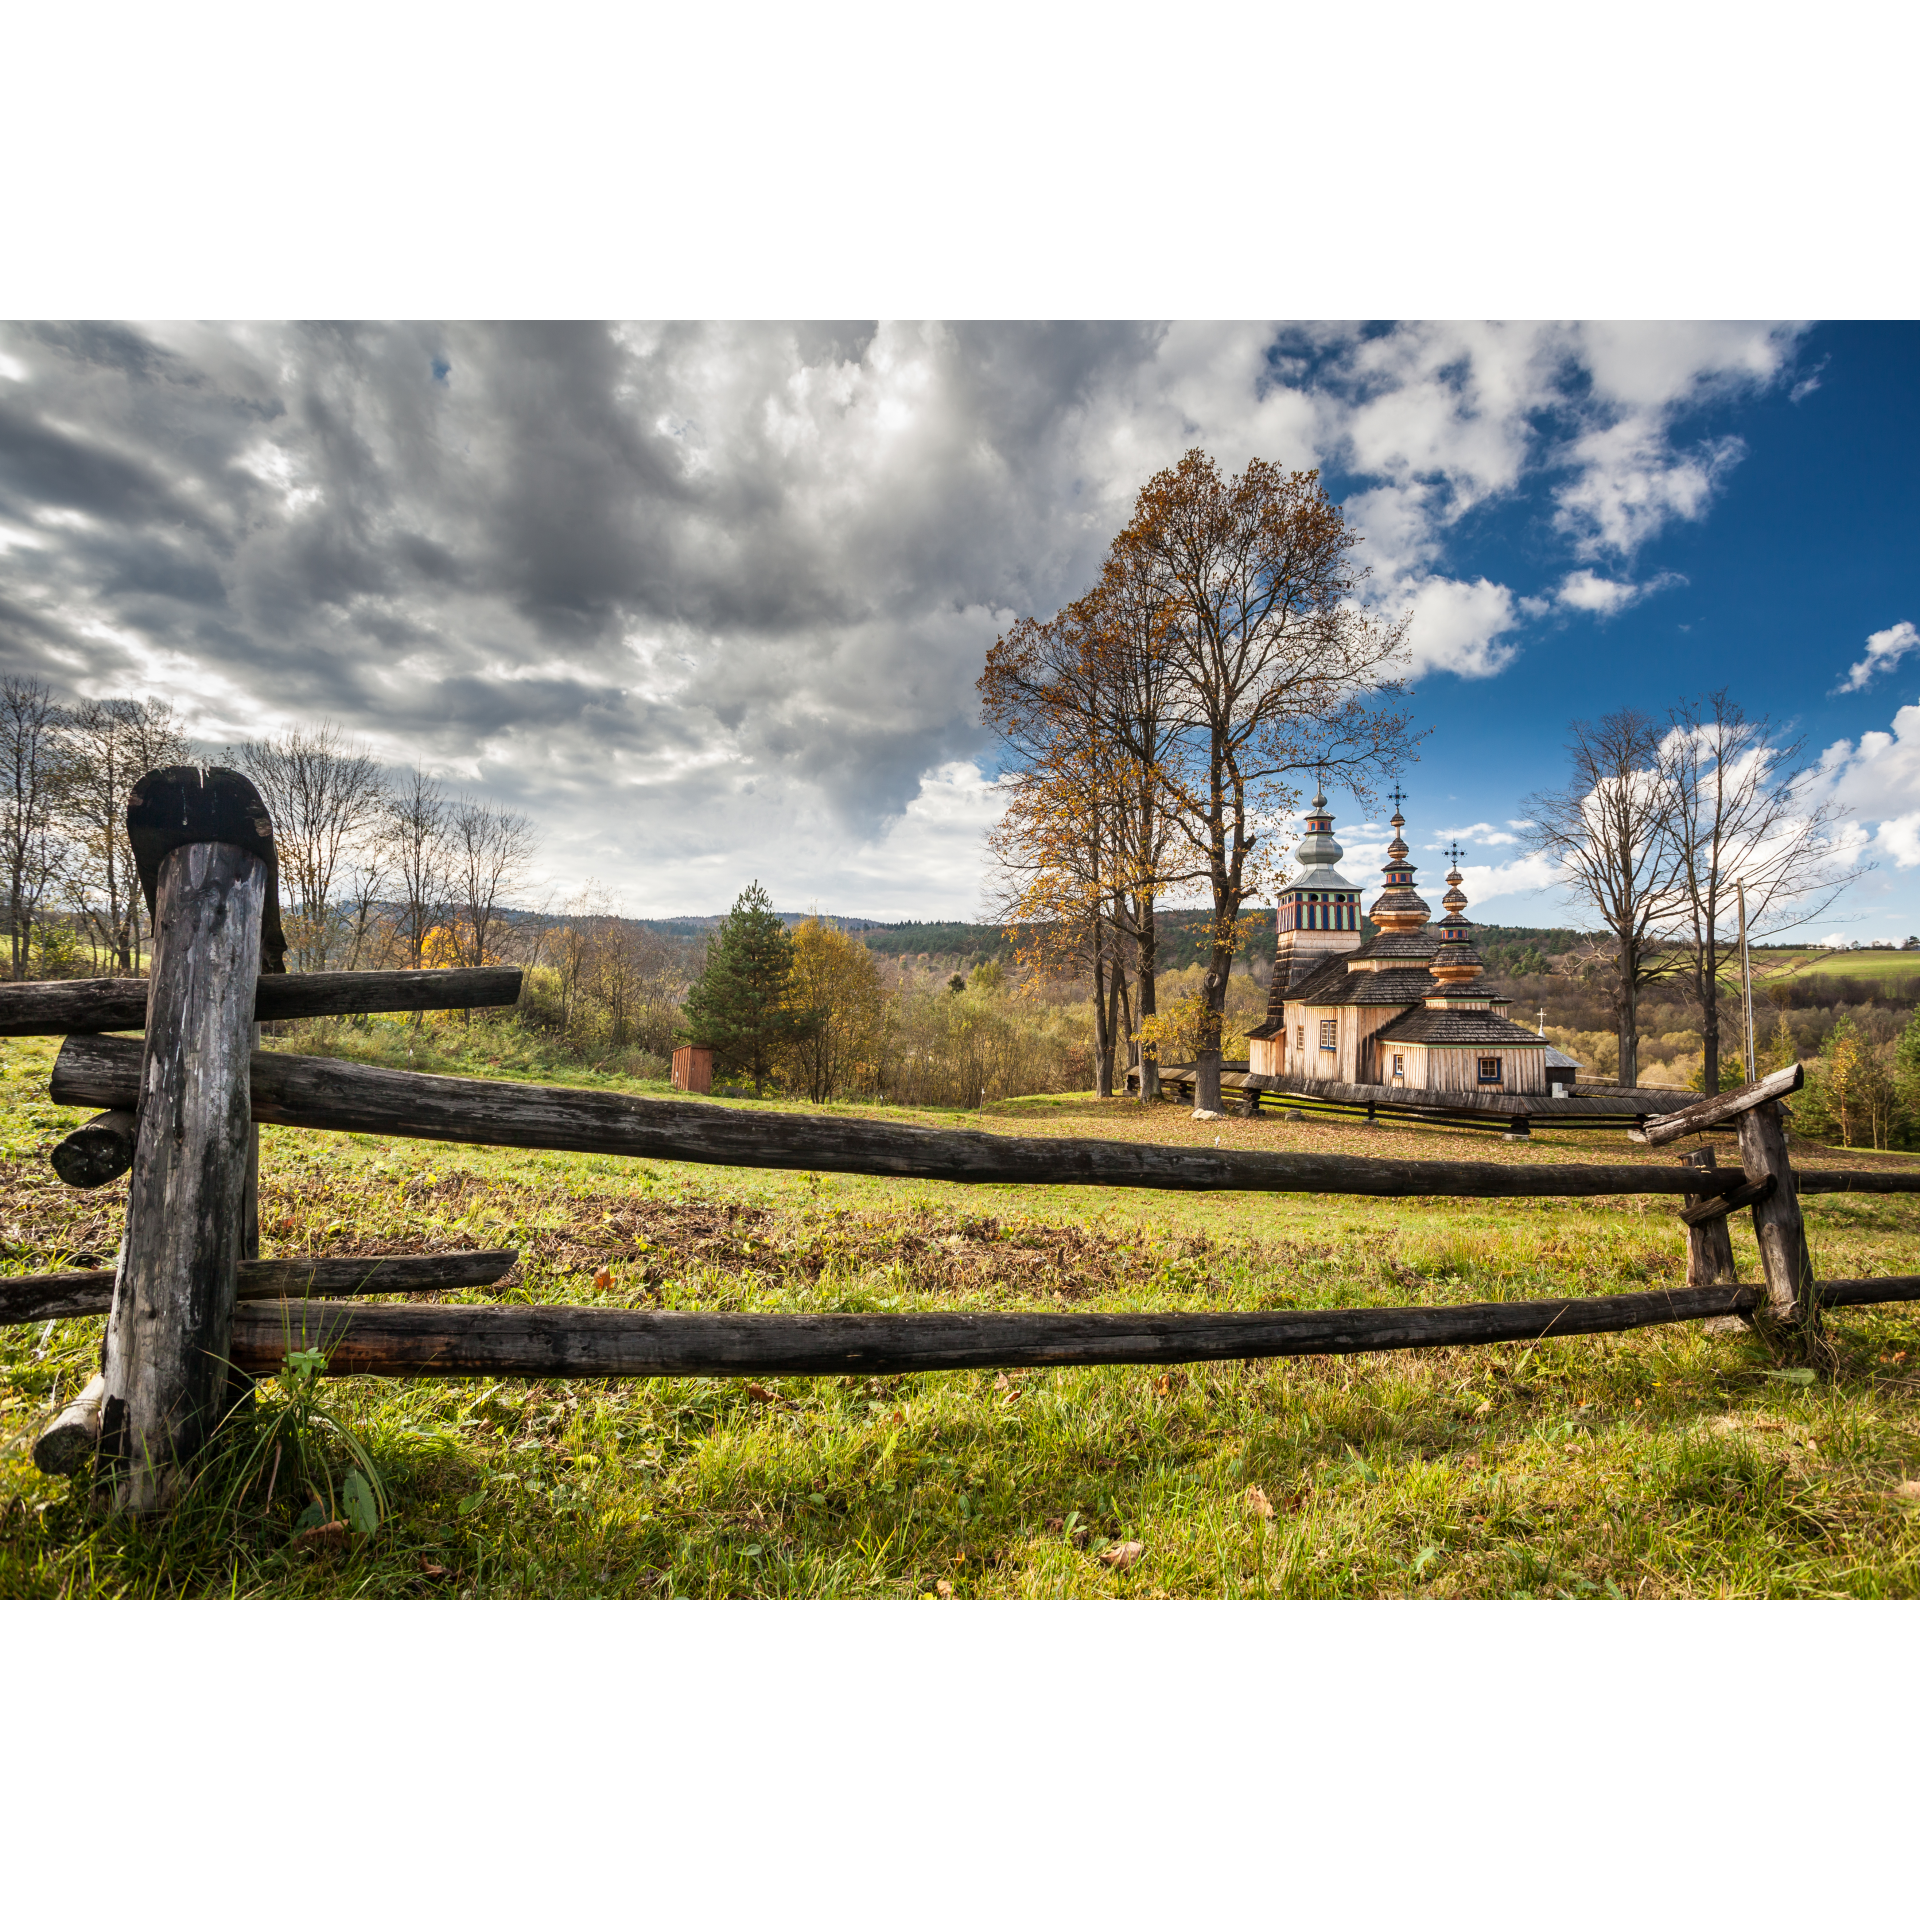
[8,766,1920,1512]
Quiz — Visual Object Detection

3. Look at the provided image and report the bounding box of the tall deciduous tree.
[1522,709,1684,1088]
[1658,691,1855,1091]
[0,676,65,980]
[1118,451,1416,1113]
[238,724,387,971]
[680,881,804,1096]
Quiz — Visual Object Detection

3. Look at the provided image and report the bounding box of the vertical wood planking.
[99,840,266,1510]
[1735,1100,1815,1328]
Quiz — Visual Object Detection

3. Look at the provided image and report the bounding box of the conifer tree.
[680,881,804,1095]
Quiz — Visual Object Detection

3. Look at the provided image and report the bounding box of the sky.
[1,318,1915,940]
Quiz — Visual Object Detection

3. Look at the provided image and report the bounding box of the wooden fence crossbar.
[16,767,1920,1506]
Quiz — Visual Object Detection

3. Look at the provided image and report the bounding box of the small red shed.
[671,1044,713,1094]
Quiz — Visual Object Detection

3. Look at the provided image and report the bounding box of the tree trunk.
[1698,934,1722,1092]
[1091,933,1112,1097]
[1193,909,1235,1114]
[1135,895,1159,1104]
[1617,953,1639,1087]
[99,840,265,1512]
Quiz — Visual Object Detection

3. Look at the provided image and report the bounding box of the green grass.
[1762,946,1920,982]
[5,1028,1920,1599]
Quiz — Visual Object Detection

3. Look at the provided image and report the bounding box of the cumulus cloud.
[1392,576,1520,680]
[1555,567,1684,616]
[0,319,1810,912]
[1837,619,1920,694]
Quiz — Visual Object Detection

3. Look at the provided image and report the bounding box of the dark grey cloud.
[0,319,1802,914]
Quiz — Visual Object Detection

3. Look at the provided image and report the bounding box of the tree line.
[679,884,1090,1108]
[0,680,547,983]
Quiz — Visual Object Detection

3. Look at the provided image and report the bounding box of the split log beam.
[1679,1173,1775,1228]
[49,1108,137,1188]
[223,1275,1920,1379]
[0,966,523,1037]
[101,769,273,1513]
[2,1250,520,1325]
[51,1033,1752,1202]
[33,1374,106,1475]
[1637,1063,1805,1148]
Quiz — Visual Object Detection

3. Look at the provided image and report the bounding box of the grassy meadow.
[5,1020,1920,1600]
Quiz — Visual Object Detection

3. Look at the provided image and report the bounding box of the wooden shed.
[671,1044,713,1094]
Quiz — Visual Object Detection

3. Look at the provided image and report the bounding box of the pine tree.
[679,882,805,1096]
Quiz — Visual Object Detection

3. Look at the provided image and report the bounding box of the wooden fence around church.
[8,767,1920,1511]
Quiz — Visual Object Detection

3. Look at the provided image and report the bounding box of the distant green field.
[1759,948,1920,981]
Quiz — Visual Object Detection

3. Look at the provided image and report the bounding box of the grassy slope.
[4,1025,1919,1600]
[1762,948,1920,982]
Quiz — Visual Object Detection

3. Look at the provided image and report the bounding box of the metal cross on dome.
[1388,785,1408,813]
[1447,841,1466,868]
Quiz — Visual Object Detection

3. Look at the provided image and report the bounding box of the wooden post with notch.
[98,767,285,1511]
[1737,1096,1817,1341]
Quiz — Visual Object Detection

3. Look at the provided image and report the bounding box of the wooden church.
[1245,791,1551,1095]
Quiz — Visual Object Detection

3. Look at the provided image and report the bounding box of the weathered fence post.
[98,768,284,1512]
[1736,1096,1818,1345]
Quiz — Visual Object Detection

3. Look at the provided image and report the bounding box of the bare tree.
[449,794,540,973]
[1522,709,1684,1087]
[1659,691,1858,1090]
[58,697,188,972]
[0,676,65,979]
[381,766,453,980]
[238,724,387,971]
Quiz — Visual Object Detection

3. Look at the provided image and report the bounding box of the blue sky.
[1345,321,1920,939]
[0,320,1912,938]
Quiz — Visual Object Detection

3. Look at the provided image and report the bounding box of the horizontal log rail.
[1239,1070,1699,1122]
[0,966,522,1037]
[51,1033,1754,1200]
[225,1275,1920,1378]
[0,1250,518,1325]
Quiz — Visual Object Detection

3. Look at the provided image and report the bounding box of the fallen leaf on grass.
[292,1519,348,1552]
[417,1556,450,1577]
[1245,1486,1275,1520]
[1099,1540,1145,1571]
[743,1383,778,1403]
[935,1579,955,1598]
[591,1268,615,1290]
[1894,1481,1920,1501]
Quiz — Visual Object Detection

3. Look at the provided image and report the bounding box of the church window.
[1478,1057,1502,1083]
[1296,1025,1305,1054]
[1391,1052,1404,1076]
[1319,1019,1337,1052]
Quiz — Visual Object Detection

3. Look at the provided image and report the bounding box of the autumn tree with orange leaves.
[984,450,1417,1114]
[1122,450,1416,1113]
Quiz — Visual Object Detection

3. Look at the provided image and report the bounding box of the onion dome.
[1367,796,1430,933]
[1429,847,1483,987]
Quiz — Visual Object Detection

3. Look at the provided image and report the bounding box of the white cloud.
[1392,575,1520,680]
[1837,619,1920,694]
[0,318,1815,914]
[1553,419,1746,558]
[1429,822,1519,847]
[1554,567,1684,616]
